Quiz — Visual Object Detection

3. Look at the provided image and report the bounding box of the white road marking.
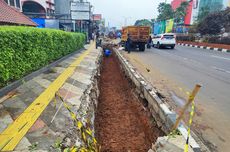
[157,49,202,65]
[212,66,230,74]
[222,49,227,53]
[211,55,230,61]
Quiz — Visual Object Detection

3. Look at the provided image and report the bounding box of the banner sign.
[71,2,90,11]
[71,11,90,20]
[93,14,102,21]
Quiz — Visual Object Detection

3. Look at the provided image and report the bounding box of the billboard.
[71,2,90,11]
[166,19,174,33]
[71,11,90,20]
[93,14,102,21]
[71,2,90,20]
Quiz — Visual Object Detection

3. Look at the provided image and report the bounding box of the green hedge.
[176,35,196,42]
[176,34,230,45]
[203,36,230,45]
[0,26,85,87]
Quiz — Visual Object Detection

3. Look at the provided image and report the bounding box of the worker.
[96,38,102,49]
[126,34,131,53]
[92,32,95,41]
[147,36,152,49]
[96,31,100,39]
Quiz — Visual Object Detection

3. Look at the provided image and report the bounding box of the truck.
[121,26,150,51]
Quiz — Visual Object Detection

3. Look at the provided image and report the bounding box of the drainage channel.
[95,48,164,152]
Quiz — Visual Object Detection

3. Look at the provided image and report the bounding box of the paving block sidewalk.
[0,45,102,152]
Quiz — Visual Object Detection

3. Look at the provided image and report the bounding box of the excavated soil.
[95,52,164,152]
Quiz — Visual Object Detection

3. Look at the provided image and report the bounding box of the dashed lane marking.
[0,44,94,151]
[212,66,230,74]
[211,55,230,61]
[132,56,192,98]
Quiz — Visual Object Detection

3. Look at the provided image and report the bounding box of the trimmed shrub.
[204,36,230,45]
[0,26,85,87]
[176,35,196,42]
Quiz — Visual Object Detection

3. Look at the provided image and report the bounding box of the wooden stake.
[172,84,202,131]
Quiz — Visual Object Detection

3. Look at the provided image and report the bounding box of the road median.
[177,41,230,53]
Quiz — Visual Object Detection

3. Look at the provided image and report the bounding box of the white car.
[152,33,176,49]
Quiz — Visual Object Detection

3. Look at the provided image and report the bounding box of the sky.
[89,0,173,28]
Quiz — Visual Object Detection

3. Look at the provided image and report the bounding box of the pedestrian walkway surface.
[0,44,101,151]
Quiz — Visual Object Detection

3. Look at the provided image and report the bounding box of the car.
[152,33,176,49]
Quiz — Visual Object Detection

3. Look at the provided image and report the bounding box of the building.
[171,0,193,25]
[54,0,92,33]
[54,0,72,30]
[198,0,230,20]
[190,0,199,24]
[0,0,36,26]
[199,0,223,13]
[21,0,55,18]
[172,0,230,25]
[3,0,21,10]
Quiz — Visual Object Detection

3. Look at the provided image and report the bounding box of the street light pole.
[123,16,131,26]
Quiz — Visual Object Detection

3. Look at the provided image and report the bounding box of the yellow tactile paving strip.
[0,43,94,151]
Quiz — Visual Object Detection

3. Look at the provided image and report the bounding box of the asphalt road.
[122,45,230,152]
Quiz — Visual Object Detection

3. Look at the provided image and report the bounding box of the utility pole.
[123,16,131,26]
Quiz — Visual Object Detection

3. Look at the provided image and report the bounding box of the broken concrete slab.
[152,136,194,152]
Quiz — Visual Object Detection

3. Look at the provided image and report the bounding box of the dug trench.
[95,48,164,152]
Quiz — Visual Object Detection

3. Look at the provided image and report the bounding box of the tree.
[175,2,189,17]
[134,19,152,26]
[197,2,223,22]
[222,7,230,32]
[157,3,174,21]
[134,19,153,32]
[197,11,223,35]
[174,1,189,23]
[151,18,156,23]
[197,6,210,22]
[196,7,230,35]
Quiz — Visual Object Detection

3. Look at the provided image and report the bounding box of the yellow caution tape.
[54,93,99,152]
[184,99,195,152]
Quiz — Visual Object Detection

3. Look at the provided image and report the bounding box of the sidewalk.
[0,44,102,151]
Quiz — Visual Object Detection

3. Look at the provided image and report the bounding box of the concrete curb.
[177,43,230,53]
[0,48,84,98]
[114,49,201,152]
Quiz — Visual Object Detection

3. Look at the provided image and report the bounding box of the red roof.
[0,0,36,26]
